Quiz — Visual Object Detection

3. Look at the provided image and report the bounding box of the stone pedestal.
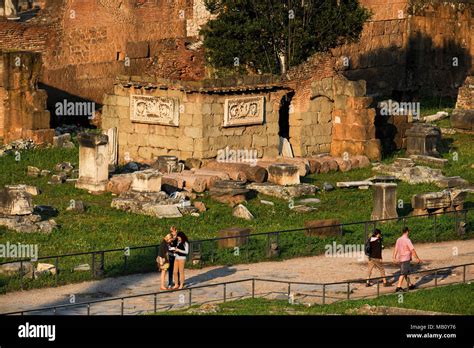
[131,170,162,192]
[304,219,342,238]
[0,185,33,215]
[405,124,441,157]
[76,133,109,193]
[217,227,250,249]
[153,156,184,174]
[371,183,398,221]
[267,163,300,186]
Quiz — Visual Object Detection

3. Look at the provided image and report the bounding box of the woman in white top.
[172,231,189,289]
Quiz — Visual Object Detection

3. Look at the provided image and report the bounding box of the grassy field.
[0,125,472,292]
[163,282,474,316]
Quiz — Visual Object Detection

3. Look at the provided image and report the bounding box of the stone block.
[304,219,343,238]
[131,169,162,192]
[267,164,300,186]
[217,227,250,249]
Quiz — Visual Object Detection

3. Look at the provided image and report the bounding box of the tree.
[200,0,371,76]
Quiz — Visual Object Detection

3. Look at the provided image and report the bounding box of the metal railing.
[0,208,471,290]
[2,262,472,316]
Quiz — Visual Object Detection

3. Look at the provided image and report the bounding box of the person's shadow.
[185,266,237,287]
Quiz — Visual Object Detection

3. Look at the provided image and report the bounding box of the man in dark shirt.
[366,229,390,287]
[167,226,178,289]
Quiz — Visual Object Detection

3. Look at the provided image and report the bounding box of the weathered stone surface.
[193,201,207,212]
[107,174,133,194]
[304,219,342,237]
[0,214,56,234]
[371,183,398,221]
[217,227,250,249]
[323,182,335,191]
[55,162,74,173]
[337,181,373,188]
[131,169,162,192]
[204,161,267,183]
[291,205,317,213]
[0,261,33,276]
[210,180,249,206]
[27,166,41,178]
[232,204,254,220]
[76,133,109,193]
[111,190,185,218]
[0,185,33,216]
[35,263,57,276]
[53,133,71,148]
[152,156,184,174]
[66,200,85,212]
[185,158,202,170]
[267,163,300,186]
[451,109,474,131]
[405,124,442,157]
[49,173,67,185]
[248,182,317,200]
[334,158,352,172]
[410,155,448,167]
[373,159,468,188]
[423,111,449,123]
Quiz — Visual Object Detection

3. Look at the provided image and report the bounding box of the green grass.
[162,282,474,315]
[0,123,472,292]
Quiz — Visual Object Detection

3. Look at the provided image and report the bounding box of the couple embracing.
[157,226,189,291]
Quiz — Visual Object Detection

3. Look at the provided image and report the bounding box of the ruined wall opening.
[278,91,294,141]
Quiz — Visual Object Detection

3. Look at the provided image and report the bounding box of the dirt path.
[1,239,473,315]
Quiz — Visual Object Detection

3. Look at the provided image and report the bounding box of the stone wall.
[333,0,473,97]
[102,75,289,163]
[0,51,53,144]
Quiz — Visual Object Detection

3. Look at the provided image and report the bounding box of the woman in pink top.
[392,227,422,292]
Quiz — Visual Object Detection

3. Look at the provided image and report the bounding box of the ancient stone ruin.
[0,185,57,233]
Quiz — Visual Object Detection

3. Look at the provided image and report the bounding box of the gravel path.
[1,239,473,315]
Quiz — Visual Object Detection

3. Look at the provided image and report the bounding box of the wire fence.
[2,262,473,316]
[0,208,471,292]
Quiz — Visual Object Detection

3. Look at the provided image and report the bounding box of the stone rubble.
[373,158,469,188]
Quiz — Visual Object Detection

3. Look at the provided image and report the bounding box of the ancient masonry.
[102,65,381,163]
[0,51,53,144]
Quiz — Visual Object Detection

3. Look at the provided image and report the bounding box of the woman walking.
[172,231,189,289]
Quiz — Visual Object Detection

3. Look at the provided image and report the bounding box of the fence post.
[287,283,291,299]
[347,282,350,300]
[252,279,255,299]
[91,252,96,279]
[154,293,157,313]
[434,270,438,287]
[121,298,124,315]
[189,288,192,308]
[433,214,437,242]
[322,284,326,305]
[87,303,90,316]
[377,281,380,298]
[99,251,105,277]
[19,260,23,290]
[223,284,227,303]
[55,257,59,287]
[463,265,466,283]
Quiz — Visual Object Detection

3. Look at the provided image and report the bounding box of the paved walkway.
[1,239,473,315]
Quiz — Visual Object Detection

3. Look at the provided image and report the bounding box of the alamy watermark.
[55,99,96,120]
[324,242,365,262]
[379,100,420,120]
[0,242,38,260]
[216,146,257,166]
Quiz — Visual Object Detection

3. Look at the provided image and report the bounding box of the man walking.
[366,229,390,287]
[392,227,422,292]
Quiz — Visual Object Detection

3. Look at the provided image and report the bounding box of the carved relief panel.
[130,95,179,126]
[223,96,265,127]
